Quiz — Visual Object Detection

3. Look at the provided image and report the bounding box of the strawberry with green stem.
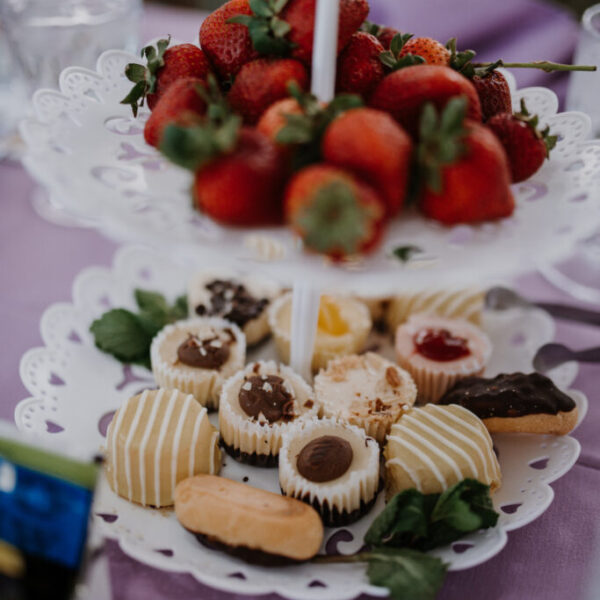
[268,82,363,169]
[336,31,386,97]
[417,97,514,224]
[228,0,369,65]
[487,99,557,183]
[121,37,211,116]
[360,21,399,51]
[285,164,386,258]
[159,78,286,226]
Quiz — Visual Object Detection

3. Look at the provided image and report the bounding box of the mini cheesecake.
[395,313,492,403]
[279,419,380,526]
[384,404,501,499]
[268,293,372,373]
[218,361,319,466]
[151,317,245,410]
[314,353,417,444]
[105,389,221,507]
[188,271,281,345]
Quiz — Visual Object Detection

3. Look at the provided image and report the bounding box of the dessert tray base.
[15,245,586,600]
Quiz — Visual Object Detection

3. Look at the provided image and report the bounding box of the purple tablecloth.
[1,1,598,599]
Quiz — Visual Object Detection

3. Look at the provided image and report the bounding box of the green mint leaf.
[391,245,424,263]
[90,309,155,364]
[365,488,429,547]
[366,547,447,600]
[365,480,498,553]
[135,289,169,315]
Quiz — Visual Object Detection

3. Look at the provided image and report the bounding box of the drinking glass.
[539,3,600,304]
[0,0,142,159]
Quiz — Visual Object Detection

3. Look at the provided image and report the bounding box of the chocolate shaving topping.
[439,372,576,418]
[194,279,269,328]
[238,375,295,423]
[297,436,353,483]
[177,334,231,369]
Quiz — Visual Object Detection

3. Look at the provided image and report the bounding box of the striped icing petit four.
[386,288,485,332]
[384,404,501,499]
[151,317,246,410]
[105,388,221,507]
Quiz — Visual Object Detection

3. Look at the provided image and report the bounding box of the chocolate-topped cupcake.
[218,361,319,466]
[188,271,281,345]
[439,372,578,435]
[279,419,380,526]
[151,317,246,410]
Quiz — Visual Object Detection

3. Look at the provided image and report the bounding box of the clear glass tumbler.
[0,0,142,158]
[539,4,600,304]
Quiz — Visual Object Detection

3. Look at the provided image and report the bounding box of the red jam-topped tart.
[414,328,471,362]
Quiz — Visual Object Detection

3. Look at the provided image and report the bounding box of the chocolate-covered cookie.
[439,372,578,436]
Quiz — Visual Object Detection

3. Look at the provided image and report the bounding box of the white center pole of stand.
[310,0,340,102]
[289,0,339,380]
[289,281,321,381]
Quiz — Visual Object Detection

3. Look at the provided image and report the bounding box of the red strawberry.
[360,21,400,50]
[336,32,385,97]
[233,0,369,66]
[257,97,304,142]
[285,164,386,258]
[399,37,450,66]
[418,98,514,224]
[121,39,211,116]
[369,65,482,138]
[487,99,557,183]
[322,107,413,215]
[143,77,207,148]
[194,128,286,225]
[227,58,308,124]
[283,0,369,65]
[199,0,258,80]
[471,70,512,121]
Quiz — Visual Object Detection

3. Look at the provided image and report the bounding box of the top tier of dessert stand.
[19,0,600,377]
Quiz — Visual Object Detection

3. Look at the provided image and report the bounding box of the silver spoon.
[485,286,600,327]
[533,343,600,373]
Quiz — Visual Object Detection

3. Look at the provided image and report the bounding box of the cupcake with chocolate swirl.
[188,271,281,346]
[219,361,319,467]
[279,419,380,526]
[151,317,246,410]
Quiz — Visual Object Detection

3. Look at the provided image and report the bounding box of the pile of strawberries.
[122,0,559,259]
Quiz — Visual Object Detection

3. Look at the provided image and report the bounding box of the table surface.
[1,1,599,599]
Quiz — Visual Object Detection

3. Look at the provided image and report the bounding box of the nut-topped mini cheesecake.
[151,317,245,410]
[314,353,417,444]
[188,271,281,345]
[219,360,319,466]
